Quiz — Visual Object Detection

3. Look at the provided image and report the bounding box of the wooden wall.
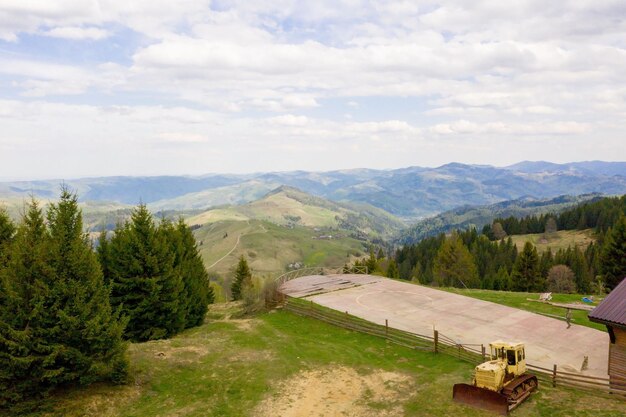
[609,327,626,388]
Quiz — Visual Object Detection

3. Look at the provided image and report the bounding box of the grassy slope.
[238,192,341,227]
[185,190,341,229]
[508,229,596,253]
[29,303,624,417]
[440,288,605,332]
[193,220,365,277]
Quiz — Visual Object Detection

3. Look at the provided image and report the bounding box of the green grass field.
[20,303,624,417]
[509,229,596,253]
[440,288,605,332]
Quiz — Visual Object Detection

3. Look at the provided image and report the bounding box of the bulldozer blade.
[453,383,509,416]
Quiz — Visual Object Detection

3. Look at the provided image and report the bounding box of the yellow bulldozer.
[453,341,538,415]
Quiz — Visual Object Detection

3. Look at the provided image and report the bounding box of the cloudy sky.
[1,1,625,180]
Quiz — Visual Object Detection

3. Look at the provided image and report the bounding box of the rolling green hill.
[193,220,366,277]
[187,186,405,279]
[187,186,406,239]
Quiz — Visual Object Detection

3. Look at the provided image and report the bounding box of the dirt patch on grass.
[254,366,414,417]
[141,338,210,364]
[232,318,256,331]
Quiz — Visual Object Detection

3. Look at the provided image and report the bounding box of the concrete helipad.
[281,274,609,378]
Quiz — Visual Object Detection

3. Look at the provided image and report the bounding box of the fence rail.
[275,265,368,286]
[282,296,625,399]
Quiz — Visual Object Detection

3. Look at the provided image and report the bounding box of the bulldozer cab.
[490,341,526,377]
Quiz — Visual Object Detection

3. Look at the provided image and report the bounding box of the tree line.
[482,195,625,237]
[394,196,626,292]
[0,190,213,408]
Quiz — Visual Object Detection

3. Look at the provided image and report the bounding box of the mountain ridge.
[2,161,625,219]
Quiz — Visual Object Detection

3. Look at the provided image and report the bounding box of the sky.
[1,1,626,180]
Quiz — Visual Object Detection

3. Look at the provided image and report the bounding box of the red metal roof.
[589,278,626,327]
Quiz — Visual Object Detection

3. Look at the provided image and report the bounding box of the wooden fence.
[283,296,626,398]
[275,265,368,287]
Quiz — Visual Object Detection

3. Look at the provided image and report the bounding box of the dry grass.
[509,229,596,253]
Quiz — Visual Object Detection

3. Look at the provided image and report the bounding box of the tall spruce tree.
[165,219,214,328]
[433,235,480,288]
[386,259,399,279]
[100,205,184,341]
[601,215,626,289]
[44,189,128,385]
[365,250,378,273]
[1,193,128,408]
[0,208,15,250]
[231,255,252,301]
[511,242,541,292]
[0,208,15,269]
[0,199,55,406]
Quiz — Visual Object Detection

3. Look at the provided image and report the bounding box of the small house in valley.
[589,278,626,394]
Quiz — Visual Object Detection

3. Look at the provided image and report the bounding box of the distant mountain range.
[1,161,625,219]
[397,193,604,244]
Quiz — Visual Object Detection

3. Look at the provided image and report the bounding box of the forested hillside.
[393,195,626,292]
[398,194,602,244]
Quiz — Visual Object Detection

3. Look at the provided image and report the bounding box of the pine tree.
[170,219,214,328]
[231,255,252,301]
[100,205,183,341]
[0,208,15,250]
[44,188,128,386]
[511,242,541,292]
[386,259,399,279]
[365,250,378,273]
[569,247,591,293]
[0,208,15,269]
[433,235,480,288]
[601,215,626,289]
[493,266,511,291]
[0,198,56,406]
[539,249,554,280]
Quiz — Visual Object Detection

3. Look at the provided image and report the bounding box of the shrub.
[546,265,577,293]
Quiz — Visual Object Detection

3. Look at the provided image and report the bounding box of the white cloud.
[1,1,626,178]
[267,114,309,126]
[42,26,110,40]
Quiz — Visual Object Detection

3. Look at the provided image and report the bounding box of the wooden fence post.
[552,364,557,387]
[434,330,438,353]
[385,319,388,337]
[481,344,485,361]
